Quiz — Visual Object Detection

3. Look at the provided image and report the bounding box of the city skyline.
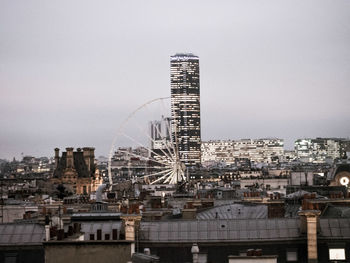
[1,0,350,159]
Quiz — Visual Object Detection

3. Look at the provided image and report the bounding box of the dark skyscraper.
[170,53,201,167]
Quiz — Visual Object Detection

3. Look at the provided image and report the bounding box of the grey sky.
[1,0,350,159]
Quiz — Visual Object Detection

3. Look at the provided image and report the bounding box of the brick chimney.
[298,210,321,263]
[83,147,95,173]
[66,147,74,168]
[54,148,60,169]
[89,147,95,173]
[121,215,142,255]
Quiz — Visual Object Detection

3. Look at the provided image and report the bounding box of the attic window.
[287,250,297,261]
[329,248,345,260]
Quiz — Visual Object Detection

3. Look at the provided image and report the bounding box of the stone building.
[51,147,102,195]
[329,163,350,188]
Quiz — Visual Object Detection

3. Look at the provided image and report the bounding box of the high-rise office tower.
[170,53,201,167]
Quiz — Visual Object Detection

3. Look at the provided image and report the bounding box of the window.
[97,229,102,240]
[286,250,297,261]
[5,253,17,263]
[239,251,247,256]
[329,248,346,260]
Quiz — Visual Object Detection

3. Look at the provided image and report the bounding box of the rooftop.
[196,203,267,220]
[139,218,350,243]
[171,53,199,60]
[0,223,45,246]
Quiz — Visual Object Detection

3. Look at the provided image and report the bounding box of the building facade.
[52,147,102,195]
[201,138,284,166]
[295,138,350,163]
[170,53,201,167]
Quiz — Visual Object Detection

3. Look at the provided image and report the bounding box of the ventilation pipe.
[96,184,107,203]
[191,243,199,263]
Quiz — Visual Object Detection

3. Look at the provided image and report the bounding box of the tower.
[170,53,201,167]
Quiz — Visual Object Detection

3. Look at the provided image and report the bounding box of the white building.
[201,138,284,166]
[294,138,349,163]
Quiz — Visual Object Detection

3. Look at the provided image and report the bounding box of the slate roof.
[196,203,267,220]
[319,218,350,238]
[140,219,301,243]
[322,205,350,218]
[285,190,326,199]
[71,212,122,220]
[0,224,45,246]
[284,204,301,218]
[140,218,350,243]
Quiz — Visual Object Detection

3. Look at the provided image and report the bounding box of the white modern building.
[201,138,284,166]
[294,138,350,163]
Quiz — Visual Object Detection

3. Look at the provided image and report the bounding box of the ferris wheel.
[107,97,186,187]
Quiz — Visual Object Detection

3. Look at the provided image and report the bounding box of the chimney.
[191,243,199,263]
[54,148,60,169]
[90,147,95,176]
[45,216,50,241]
[298,210,321,263]
[57,229,64,240]
[121,215,142,255]
[83,147,94,173]
[66,147,74,168]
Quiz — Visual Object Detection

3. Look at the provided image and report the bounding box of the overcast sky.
[1,0,350,160]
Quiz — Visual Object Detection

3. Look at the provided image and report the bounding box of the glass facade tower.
[170,53,201,167]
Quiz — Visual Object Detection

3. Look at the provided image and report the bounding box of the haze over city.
[1,0,350,159]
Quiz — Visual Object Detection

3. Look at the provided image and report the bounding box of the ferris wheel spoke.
[116,149,171,167]
[140,168,173,179]
[108,96,188,186]
[170,172,181,184]
[160,99,178,158]
[127,112,174,162]
[150,170,174,185]
[121,132,172,164]
[169,108,181,162]
[149,174,169,185]
[108,97,171,186]
[121,166,165,169]
[129,106,174,160]
[163,172,174,184]
[169,175,175,184]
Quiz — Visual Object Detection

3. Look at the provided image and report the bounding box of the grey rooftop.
[140,218,350,243]
[171,53,199,60]
[0,223,45,245]
[196,203,268,220]
[140,218,300,243]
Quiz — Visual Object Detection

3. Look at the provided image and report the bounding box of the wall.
[0,245,44,263]
[45,241,132,263]
[228,256,277,263]
[0,205,38,223]
[140,243,307,263]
